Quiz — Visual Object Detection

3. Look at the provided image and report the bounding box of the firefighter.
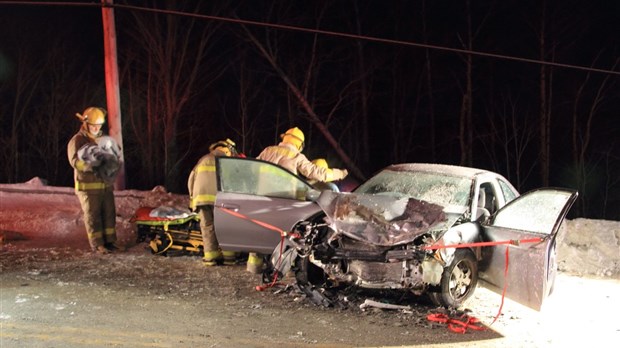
[257,127,348,183]
[250,127,348,273]
[309,158,341,192]
[188,139,238,266]
[67,106,121,254]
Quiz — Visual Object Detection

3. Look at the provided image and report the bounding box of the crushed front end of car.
[269,190,480,308]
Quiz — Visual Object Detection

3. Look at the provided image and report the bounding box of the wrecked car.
[138,158,576,310]
[264,163,577,310]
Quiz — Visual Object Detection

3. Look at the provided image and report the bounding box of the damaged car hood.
[316,191,466,246]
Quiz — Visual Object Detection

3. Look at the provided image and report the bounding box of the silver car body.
[213,158,577,310]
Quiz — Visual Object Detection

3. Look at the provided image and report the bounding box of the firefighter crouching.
[188,139,239,266]
[67,106,122,254]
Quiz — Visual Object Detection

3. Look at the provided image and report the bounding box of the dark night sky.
[1,1,619,219]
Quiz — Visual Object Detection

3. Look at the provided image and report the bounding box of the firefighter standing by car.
[188,139,239,266]
[67,106,122,254]
[248,127,349,273]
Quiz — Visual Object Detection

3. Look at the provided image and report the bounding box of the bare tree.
[601,147,620,219]
[29,39,98,186]
[237,8,366,180]
[570,57,619,216]
[481,93,537,190]
[421,0,437,162]
[352,2,371,167]
[537,1,552,186]
[0,13,103,186]
[3,47,44,182]
[120,1,228,191]
[224,52,270,155]
[457,0,491,167]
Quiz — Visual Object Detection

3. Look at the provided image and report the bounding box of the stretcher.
[133,206,203,255]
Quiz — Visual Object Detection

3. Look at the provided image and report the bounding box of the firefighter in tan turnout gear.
[257,127,348,182]
[67,106,122,254]
[188,139,238,266]
[251,127,349,273]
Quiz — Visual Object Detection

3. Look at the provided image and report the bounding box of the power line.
[2,0,619,76]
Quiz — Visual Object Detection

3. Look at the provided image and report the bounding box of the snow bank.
[559,218,620,278]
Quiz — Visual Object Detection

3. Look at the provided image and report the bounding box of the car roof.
[385,163,494,179]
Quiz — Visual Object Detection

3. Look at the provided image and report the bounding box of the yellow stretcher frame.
[135,214,204,255]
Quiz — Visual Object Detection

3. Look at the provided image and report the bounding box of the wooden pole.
[101,0,126,189]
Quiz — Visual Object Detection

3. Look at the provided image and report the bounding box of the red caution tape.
[422,237,543,250]
[219,207,300,238]
[218,207,293,291]
[489,245,509,326]
[255,234,287,291]
[427,312,486,334]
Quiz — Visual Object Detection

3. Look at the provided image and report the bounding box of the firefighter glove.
[332,168,348,181]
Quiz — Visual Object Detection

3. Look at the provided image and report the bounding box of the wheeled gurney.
[133,206,203,255]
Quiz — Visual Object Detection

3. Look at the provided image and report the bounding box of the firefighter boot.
[105,242,125,252]
[203,249,222,266]
[246,252,264,274]
[95,245,110,254]
[222,250,238,265]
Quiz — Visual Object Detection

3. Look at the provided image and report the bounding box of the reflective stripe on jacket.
[188,153,218,210]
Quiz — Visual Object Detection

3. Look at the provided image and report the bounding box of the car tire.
[428,249,478,308]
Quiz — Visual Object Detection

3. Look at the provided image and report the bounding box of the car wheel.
[429,249,478,308]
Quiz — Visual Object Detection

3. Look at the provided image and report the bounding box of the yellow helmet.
[281,127,305,150]
[76,106,107,125]
[209,138,237,157]
[312,158,328,169]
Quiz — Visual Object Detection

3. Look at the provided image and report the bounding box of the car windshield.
[354,169,473,208]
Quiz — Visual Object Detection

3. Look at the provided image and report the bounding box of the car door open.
[213,157,322,254]
[478,188,578,311]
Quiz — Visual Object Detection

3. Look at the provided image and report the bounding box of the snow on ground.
[1,177,619,279]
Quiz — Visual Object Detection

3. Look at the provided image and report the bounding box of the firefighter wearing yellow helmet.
[187,139,238,266]
[309,158,341,192]
[67,106,122,254]
[257,127,348,182]
[252,127,348,273]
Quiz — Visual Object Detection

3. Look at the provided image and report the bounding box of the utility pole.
[101,0,126,189]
